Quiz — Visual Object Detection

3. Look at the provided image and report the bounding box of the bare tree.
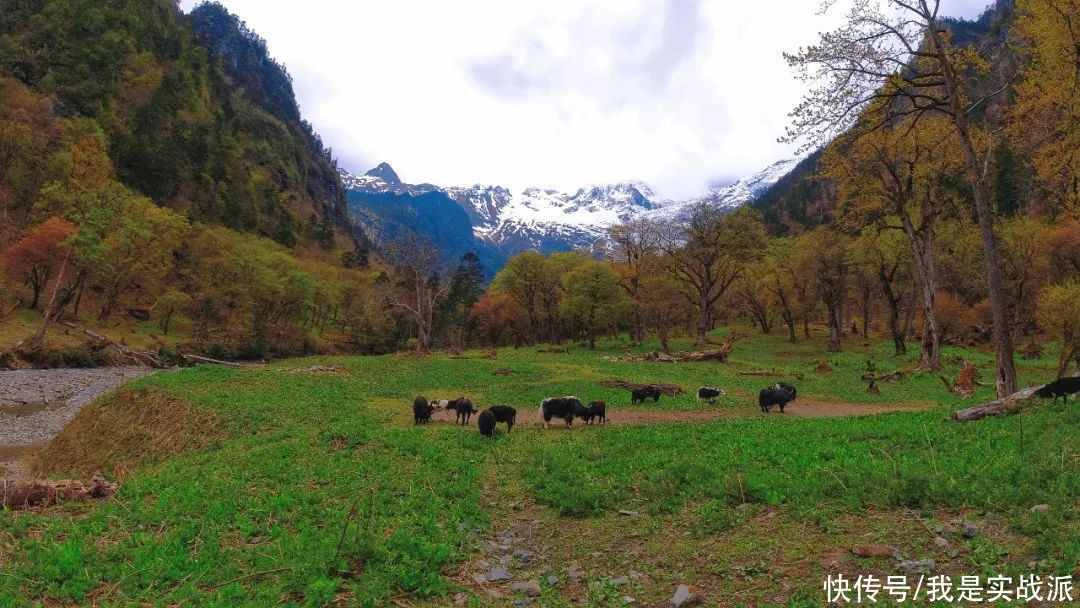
[385,232,450,352]
[607,218,661,342]
[658,205,766,345]
[785,0,1019,396]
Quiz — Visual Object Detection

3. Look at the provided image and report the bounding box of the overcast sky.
[179,0,991,199]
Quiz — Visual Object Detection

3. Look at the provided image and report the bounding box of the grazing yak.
[538,396,588,428]
[630,385,661,405]
[697,386,724,404]
[447,397,477,425]
[1034,376,1080,404]
[759,382,797,413]
[488,405,518,432]
[586,400,607,424]
[478,409,497,437]
[412,396,434,424]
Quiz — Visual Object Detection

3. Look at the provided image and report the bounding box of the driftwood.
[2,473,118,510]
[179,353,241,367]
[738,370,785,378]
[952,386,1042,422]
[620,343,733,364]
[600,379,684,396]
[61,322,160,367]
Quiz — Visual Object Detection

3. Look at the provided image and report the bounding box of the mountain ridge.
[342,160,800,266]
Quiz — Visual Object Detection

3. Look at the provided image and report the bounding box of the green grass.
[0,328,1076,607]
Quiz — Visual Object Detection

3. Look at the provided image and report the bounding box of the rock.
[486,567,513,582]
[611,576,630,586]
[514,549,534,560]
[513,600,534,608]
[618,510,639,516]
[962,522,980,538]
[933,536,949,548]
[623,596,636,604]
[547,575,560,586]
[568,564,582,582]
[1031,504,1050,513]
[851,544,899,558]
[511,580,542,597]
[454,592,468,606]
[630,570,643,581]
[670,584,698,606]
[472,573,487,585]
[487,588,503,599]
[897,559,935,574]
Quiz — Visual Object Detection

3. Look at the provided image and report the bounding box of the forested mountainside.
[0,0,352,244]
[0,0,383,362]
[754,0,1026,235]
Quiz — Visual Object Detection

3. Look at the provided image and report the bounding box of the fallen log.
[600,379,684,396]
[61,322,160,367]
[2,473,118,510]
[179,353,241,367]
[952,386,1042,422]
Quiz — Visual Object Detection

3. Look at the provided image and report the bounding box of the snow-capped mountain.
[650,158,803,219]
[342,159,798,265]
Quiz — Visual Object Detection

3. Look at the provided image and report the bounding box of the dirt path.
[0,367,151,479]
[557,399,931,426]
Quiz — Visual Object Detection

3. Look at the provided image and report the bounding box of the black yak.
[448,397,477,425]
[586,400,607,424]
[631,386,661,405]
[412,396,434,424]
[538,396,587,428]
[759,383,797,413]
[478,409,496,437]
[1034,377,1080,404]
[488,405,517,432]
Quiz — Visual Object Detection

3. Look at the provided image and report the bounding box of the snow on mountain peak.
[342,159,798,255]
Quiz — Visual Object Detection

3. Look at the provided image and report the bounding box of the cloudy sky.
[179,0,990,199]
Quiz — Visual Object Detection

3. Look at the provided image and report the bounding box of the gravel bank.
[0,367,152,477]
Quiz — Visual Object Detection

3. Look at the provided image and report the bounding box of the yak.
[488,405,517,432]
[538,396,587,428]
[630,386,661,405]
[586,400,607,424]
[412,396,434,424]
[697,387,724,404]
[478,409,497,437]
[759,383,797,413]
[1034,376,1080,404]
[447,397,477,425]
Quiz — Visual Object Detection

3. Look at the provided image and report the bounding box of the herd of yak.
[410,382,800,437]
[411,376,1079,437]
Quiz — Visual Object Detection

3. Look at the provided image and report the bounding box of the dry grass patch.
[30,387,225,479]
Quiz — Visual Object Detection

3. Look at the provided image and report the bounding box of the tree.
[155,289,191,336]
[1037,280,1080,378]
[857,229,913,356]
[760,238,802,343]
[659,205,767,344]
[795,228,851,352]
[1012,0,1080,212]
[385,232,449,352]
[470,291,522,345]
[492,252,547,344]
[824,112,969,370]
[560,261,628,349]
[608,218,661,341]
[785,0,1020,396]
[1,216,77,309]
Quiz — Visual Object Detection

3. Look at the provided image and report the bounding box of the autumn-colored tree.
[786,0,1020,396]
[1,217,78,309]
[1012,0,1080,213]
[759,238,802,343]
[795,228,851,352]
[856,229,913,356]
[1037,280,1080,378]
[998,217,1052,341]
[470,291,523,345]
[560,260,628,350]
[492,251,547,344]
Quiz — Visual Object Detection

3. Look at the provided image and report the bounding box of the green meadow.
[1,330,1076,607]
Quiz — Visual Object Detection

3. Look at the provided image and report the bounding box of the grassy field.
[0,329,1077,607]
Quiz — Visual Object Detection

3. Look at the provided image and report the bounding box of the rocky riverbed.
[0,367,151,479]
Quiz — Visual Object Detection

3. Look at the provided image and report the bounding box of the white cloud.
[179,0,990,199]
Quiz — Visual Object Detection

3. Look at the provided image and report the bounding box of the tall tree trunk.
[927,12,1017,397]
[900,213,941,371]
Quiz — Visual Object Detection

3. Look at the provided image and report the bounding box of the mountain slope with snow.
[342,160,799,265]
